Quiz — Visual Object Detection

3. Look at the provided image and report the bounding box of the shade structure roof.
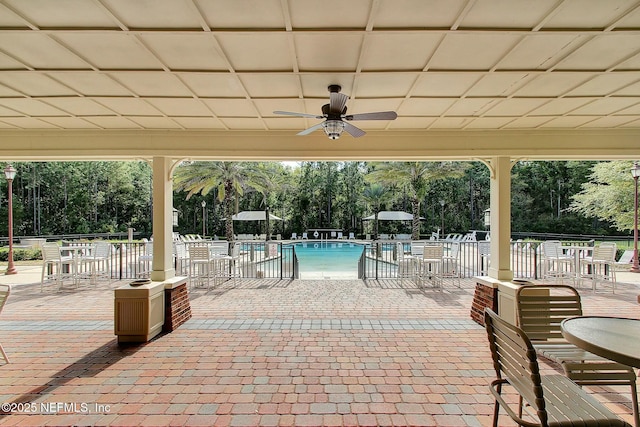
[231,211,283,221]
[0,0,640,140]
[363,211,421,221]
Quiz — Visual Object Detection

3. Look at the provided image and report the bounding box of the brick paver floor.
[0,269,638,426]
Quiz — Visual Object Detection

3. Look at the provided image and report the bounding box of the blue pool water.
[293,242,366,278]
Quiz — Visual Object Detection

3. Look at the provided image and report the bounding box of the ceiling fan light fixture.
[322,120,345,140]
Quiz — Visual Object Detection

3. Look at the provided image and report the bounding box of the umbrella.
[231,211,283,221]
[362,211,422,221]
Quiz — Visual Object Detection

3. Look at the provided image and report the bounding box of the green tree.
[367,162,468,239]
[570,161,635,231]
[361,183,391,238]
[173,161,265,241]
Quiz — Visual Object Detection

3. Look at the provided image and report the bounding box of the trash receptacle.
[114,279,165,343]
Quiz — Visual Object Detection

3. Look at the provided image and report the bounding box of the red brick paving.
[0,272,637,426]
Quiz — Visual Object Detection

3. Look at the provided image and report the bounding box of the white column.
[488,156,513,281]
[150,156,175,281]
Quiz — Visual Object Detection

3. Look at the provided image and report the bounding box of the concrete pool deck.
[0,266,638,426]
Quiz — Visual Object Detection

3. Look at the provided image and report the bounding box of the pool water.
[293,242,365,279]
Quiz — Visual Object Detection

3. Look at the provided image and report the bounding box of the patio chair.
[516,284,638,427]
[579,243,617,292]
[302,232,308,240]
[173,241,189,276]
[189,246,214,288]
[78,241,113,285]
[419,245,444,288]
[41,242,76,292]
[441,242,461,287]
[348,232,355,240]
[137,242,153,278]
[395,242,418,285]
[484,308,632,427]
[291,232,298,240]
[540,240,574,284]
[615,250,635,271]
[0,284,10,363]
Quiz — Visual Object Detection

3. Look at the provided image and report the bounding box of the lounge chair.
[337,231,343,239]
[291,232,298,240]
[348,232,355,240]
[302,232,308,240]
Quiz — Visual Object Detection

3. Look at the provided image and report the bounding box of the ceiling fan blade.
[345,111,398,121]
[297,123,324,136]
[343,122,366,138]
[329,92,349,114]
[274,110,323,119]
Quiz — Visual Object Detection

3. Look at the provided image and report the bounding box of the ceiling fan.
[273,85,398,140]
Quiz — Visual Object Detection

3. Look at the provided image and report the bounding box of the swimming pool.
[293,242,366,279]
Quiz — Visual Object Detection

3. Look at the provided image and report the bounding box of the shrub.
[0,247,42,261]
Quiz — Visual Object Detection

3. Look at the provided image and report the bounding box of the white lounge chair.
[291,232,298,240]
[302,232,308,240]
[348,232,355,240]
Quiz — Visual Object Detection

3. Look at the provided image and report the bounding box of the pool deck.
[0,265,639,426]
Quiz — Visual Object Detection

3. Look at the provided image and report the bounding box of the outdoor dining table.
[561,316,640,369]
[60,244,94,283]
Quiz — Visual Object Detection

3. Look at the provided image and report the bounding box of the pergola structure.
[0,1,639,282]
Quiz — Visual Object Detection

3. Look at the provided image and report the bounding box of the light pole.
[439,200,445,239]
[201,200,206,238]
[4,164,17,275]
[631,162,640,273]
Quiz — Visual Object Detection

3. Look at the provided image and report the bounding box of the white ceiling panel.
[110,72,193,97]
[1,98,67,115]
[388,116,436,129]
[542,0,639,29]
[239,74,301,98]
[540,116,598,128]
[47,72,132,97]
[461,0,558,28]
[496,34,585,70]
[295,34,363,71]
[202,99,259,117]
[465,73,532,97]
[373,0,466,28]
[465,117,514,129]
[567,73,640,96]
[446,98,499,116]
[93,98,162,116]
[253,99,307,117]
[299,75,355,98]
[353,73,417,97]
[172,117,225,129]
[196,0,285,29]
[140,34,229,71]
[54,33,164,70]
[128,116,182,129]
[484,98,550,116]
[101,0,202,28]
[570,97,640,115]
[40,117,100,129]
[412,73,482,97]
[218,33,292,71]
[360,33,441,71]
[264,117,309,130]
[556,34,640,71]
[3,0,117,27]
[43,98,116,116]
[289,0,372,28]
[529,98,596,115]
[429,33,521,70]
[397,98,456,116]
[503,116,554,128]
[179,73,246,97]
[580,116,638,127]
[0,117,57,128]
[514,73,594,97]
[430,117,473,128]
[145,98,212,117]
[0,72,77,96]
[349,99,404,115]
[219,117,264,129]
[0,33,89,69]
[82,117,141,129]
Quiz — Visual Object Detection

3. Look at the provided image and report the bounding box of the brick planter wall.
[164,282,191,332]
[470,282,498,326]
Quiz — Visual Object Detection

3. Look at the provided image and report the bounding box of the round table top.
[561,316,640,369]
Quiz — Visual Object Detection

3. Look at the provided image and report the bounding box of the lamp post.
[201,200,206,238]
[4,164,17,275]
[631,162,640,273]
[439,200,445,239]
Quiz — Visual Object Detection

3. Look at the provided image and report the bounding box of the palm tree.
[174,161,264,240]
[361,183,390,239]
[368,162,468,239]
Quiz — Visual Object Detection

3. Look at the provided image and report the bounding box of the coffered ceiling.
[1,0,640,135]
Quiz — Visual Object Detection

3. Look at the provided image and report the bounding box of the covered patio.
[1,2,640,425]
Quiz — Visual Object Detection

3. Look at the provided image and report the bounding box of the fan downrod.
[328,84,342,93]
